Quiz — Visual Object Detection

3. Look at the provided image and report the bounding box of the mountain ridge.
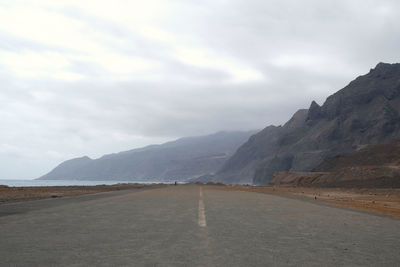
[213,62,400,185]
[38,130,257,181]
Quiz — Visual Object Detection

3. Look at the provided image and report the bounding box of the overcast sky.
[1,0,399,179]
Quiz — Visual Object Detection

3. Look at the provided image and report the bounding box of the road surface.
[1,185,399,266]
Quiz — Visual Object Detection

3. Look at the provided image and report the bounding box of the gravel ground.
[216,185,400,219]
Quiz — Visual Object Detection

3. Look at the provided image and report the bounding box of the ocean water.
[0,179,159,187]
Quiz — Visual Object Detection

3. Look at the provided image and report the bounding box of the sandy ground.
[214,185,400,219]
[0,183,161,203]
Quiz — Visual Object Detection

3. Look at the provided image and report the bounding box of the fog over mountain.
[39,131,256,181]
[1,1,400,179]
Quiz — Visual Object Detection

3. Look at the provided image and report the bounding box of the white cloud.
[0,1,165,81]
[0,50,83,80]
[175,47,265,83]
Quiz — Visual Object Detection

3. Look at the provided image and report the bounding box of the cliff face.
[253,63,400,184]
[38,131,256,181]
[213,125,284,184]
[213,63,400,185]
[214,109,308,184]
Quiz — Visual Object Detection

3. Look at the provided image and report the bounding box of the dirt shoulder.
[0,183,163,204]
[213,185,400,219]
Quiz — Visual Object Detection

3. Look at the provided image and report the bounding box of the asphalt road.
[1,185,400,266]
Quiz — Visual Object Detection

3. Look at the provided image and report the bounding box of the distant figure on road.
[174,181,177,186]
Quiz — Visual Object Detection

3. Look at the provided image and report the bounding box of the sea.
[0,179,160,187]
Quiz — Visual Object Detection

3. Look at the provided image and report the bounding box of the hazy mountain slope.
[38,131,256,181]
[213,109,308,184]
[253,62,400,184]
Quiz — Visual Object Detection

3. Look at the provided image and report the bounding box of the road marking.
[198,187,207,227]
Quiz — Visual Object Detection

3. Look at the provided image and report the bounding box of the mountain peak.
[368,62,400,78]
[283,109,308,129]
[309,100,320,110]
[306,100,322,122]
[374,62,400,70]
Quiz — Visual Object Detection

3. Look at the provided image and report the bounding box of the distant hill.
[38,131,256,181]
[269,140,400,188]
[213,62,400,185]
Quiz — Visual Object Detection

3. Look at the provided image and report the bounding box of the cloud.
[0,0,399,179]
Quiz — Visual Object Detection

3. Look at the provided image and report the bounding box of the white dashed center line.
[198,187,207,227]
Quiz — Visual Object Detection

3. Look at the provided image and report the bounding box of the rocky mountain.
[38,131,256,181]
[216,62,400,185]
